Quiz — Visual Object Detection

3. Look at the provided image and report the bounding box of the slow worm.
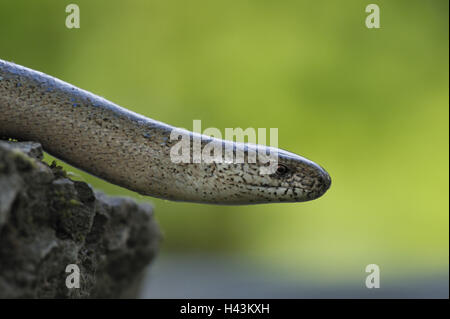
[0,59,331,204]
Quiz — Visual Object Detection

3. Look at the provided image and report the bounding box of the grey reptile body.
[0,59,330,204]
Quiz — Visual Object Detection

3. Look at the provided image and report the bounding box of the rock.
[0,141,161,298]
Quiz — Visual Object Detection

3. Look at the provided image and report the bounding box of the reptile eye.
[275,164,289,176]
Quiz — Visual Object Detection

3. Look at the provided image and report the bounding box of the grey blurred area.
[140,254,449,299]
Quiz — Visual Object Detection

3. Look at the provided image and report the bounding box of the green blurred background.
[1,0,448,297]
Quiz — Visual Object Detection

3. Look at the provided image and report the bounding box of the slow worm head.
[0,59,331,205]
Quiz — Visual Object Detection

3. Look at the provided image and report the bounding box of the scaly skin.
[0,59,331,204]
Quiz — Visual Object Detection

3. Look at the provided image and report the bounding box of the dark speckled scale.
[0,59,331,204]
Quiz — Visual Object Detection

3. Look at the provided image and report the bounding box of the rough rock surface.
[0,141,161,298]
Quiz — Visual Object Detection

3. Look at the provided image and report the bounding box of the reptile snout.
[316,167,331,197]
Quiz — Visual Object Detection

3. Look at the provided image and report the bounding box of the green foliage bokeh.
[1,0,448,283]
